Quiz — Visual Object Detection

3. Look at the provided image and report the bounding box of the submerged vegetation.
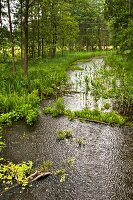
[56,129,73,140]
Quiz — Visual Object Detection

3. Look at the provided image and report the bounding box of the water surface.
[1,58,133,200]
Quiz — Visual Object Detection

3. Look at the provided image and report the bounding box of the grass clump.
[74,108,126,125]
[44,97,65,117]
[37,160,53,173]
[56,129,73,140]
[54,169,68,183]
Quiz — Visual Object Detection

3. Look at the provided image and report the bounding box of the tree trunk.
[7,0,16,74]
[42,38,44,58]
[51,24,57,58]
[31,19,35,59]
[98,27,102,50]
[0,0,2,26]
[23,0,29,76]
[37,1,40,57]
[61,38,64,57]
[20,0,23,66]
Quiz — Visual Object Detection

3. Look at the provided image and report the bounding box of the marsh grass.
[104,53,133,116]
[44,98,127,125]
[1,51,108,125]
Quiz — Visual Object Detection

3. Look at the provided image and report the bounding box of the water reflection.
[64,58,113,112]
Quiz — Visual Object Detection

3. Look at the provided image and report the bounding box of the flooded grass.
[44,98,127,126]
[65,56,133,123]
[56,129,73,140]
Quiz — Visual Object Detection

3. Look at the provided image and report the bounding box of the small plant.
[56,129,73,140]
[38,160,53,172]
[0,136,5,152]
[67,157,75,167]
[54,169,68,183]
[76,138,86,147]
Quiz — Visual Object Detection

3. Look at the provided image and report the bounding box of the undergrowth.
[0,51,108,126]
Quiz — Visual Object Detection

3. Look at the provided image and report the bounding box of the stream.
[1,58,133,200]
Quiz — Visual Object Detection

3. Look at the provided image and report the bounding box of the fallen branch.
[27,171,51,182]
[0,171,52,197]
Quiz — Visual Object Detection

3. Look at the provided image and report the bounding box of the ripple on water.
[1,113,133,200]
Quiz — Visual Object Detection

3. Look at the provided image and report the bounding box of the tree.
[7,0,16,73]
[105,0,133,56]
[23,0,30,76]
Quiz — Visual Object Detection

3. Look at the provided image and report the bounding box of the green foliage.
[0,161,33,189]
[105,53,133,108]
[0,90,40,125]
[37,160,53,173]
[0,136,5,152]
[103,103,110,110]
[44,97,65,117]
[66,157,75,167]
[74,108,126,125]
[54,169,68,183]
[56,129,73,140]
[54,157,75,182]
[105,0,133,57]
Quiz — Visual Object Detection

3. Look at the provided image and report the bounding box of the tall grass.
[105,53,133,113]
[0,51,107,125]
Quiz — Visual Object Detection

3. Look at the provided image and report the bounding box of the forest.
[0,0,133,198]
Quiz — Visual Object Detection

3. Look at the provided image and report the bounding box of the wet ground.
[0,58,133,200]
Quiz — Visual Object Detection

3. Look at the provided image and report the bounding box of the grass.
[1,50,131,125]
[44,98,127,126]
[0,51,108,125]
[56,129,73,140]
[105,53,133,106]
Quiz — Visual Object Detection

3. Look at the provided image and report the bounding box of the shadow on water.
[1,58,133,200]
